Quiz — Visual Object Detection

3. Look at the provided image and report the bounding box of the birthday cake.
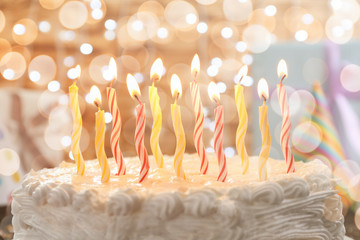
[11,153,345,240]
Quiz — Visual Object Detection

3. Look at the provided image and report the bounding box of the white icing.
[12,154,345,240]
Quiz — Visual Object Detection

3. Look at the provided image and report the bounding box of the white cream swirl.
[107,189,141,216]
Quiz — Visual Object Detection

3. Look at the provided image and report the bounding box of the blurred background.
[0,0,360,238]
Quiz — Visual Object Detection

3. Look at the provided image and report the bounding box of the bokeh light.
[197,22,208,33]
[59,1,88,29]
[28,55,57,86]
[292,121,322,153]
[340,64,360,92]
[164,0,198,30]
[39,21,51,33]
[326,15,353,44]
[127,12,159,41]
[223,0,252,23]
[0,52,26,80]
[0,148,20,176]
[196,0,216,5]
[48,80,61,92]
[12,18,38,45]
[39,0,65,10]
[80,43,93,55]
[243,24,272,53]
[89,54,112,84]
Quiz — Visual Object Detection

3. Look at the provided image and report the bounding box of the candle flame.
[171,74,182,98]
[90,85,102,106]
[150,58,163,82]
[237,65,248,83]
[208,81,220,103]
[277,59,287,78]
[257,78,269,100]
[191,54,200,77]
[109,57,117,80]
[126,73,141,99]
[74,65,81,80]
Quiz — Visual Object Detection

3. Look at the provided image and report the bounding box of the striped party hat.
[292,82,353,208]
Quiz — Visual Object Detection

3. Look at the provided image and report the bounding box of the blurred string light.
[264,5,277,16]
[221,27,233,39]
[104,30,116,40]
[157,27,168,39]
[105,19,116,30]
[39,21,51,33]
[105,112,112,124]
[236,41,247,52]
[80,43,93,55]
[295,30,308,42]
[48,80,61,92]
[61,136,71,147]
[196,22,208,33]
[64,56,75,67]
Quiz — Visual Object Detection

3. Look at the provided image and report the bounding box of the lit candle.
[208,82,227,182]
[69,65,85,176]
[277,59,295,173]
[170,74,186,179]
[149,58,164,168]
[257,78,271,181]
[91,86,110,183]
[235,65,249,174]
[190,54,209,175]
[127,74,150,183]
[107,58,126,175]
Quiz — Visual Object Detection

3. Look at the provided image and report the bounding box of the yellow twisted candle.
[235,65,249,174]
[171,74,186,179]
[257,78,271,181]
[91,86,110,183]
[149,58,164,168]
[69,65,85,176]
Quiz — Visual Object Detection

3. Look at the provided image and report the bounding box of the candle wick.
[280,74,286,85]
[152,81,155,88]
[94,100,101,110]
[262,95,267,103]
[110,78,115,88]
[238,76,243,85]
[135,94,142,104]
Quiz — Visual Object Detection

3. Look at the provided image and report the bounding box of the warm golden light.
[208,81,220,103]
[150,58,163,82]
[109,57,117,80]
[90,85,102,105]
[191,53,200,77]
[257,78,269,100]
[126,73,141,99]
[277,59,288,78]
[75,65,81,80]
[237,65,248,83]
[171,74,182,98]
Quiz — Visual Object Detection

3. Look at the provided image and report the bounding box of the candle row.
[69,55,295,183]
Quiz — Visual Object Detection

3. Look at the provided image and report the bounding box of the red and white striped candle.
[277,60,295,173]
[107,58,126,175]
[126,74,149,183]
[208,81,227,182]
[190,54,209,175]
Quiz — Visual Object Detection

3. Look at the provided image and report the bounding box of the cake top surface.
[25,153,332,198]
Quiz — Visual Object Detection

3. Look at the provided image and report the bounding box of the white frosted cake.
[12,154,345,240]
